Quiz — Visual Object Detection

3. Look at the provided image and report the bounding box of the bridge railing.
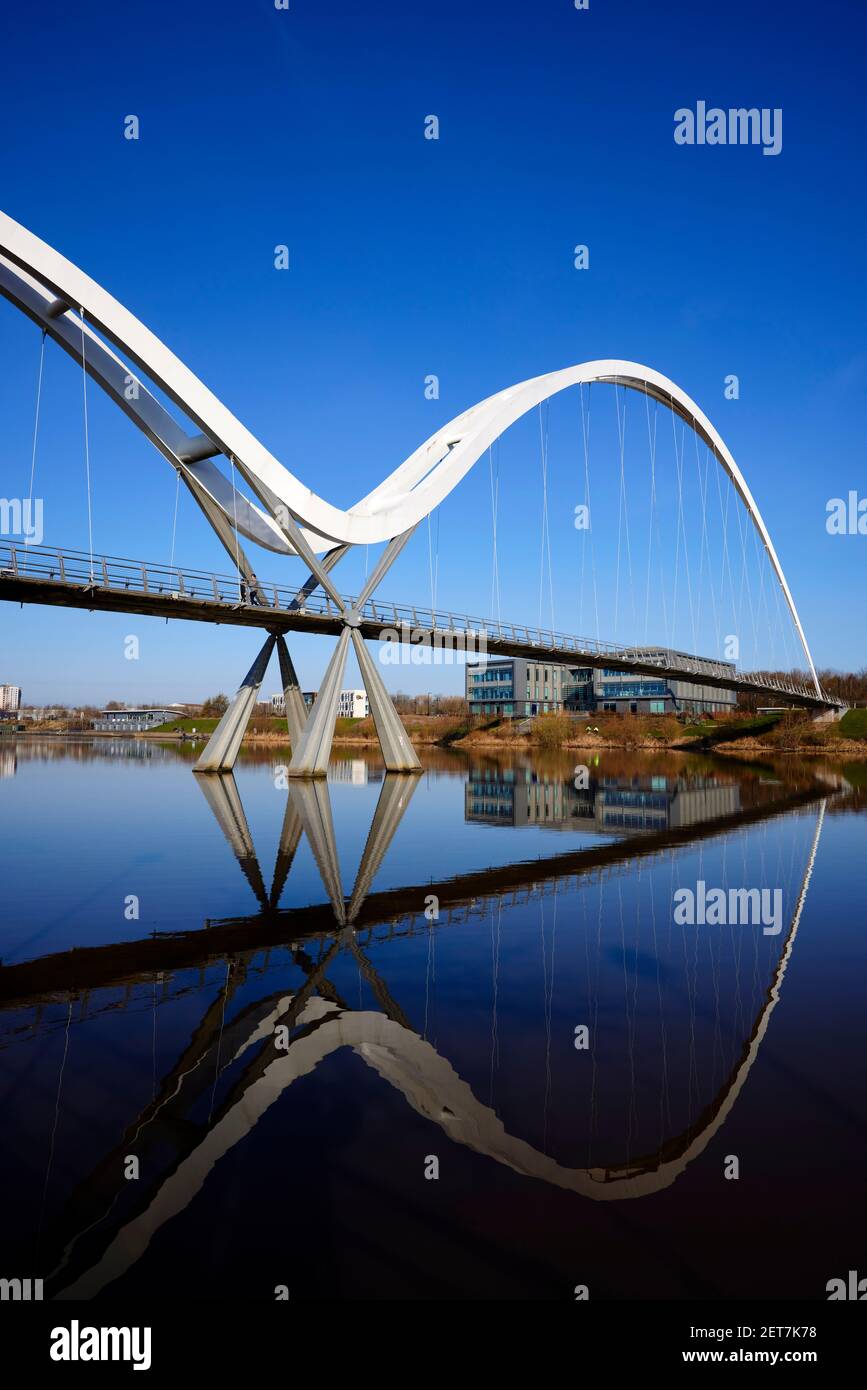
[0,541,835,705]
[0,541,307,609]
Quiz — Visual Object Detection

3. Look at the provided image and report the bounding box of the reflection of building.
[0,684,22,712]
[92,708,176,732]
[465,769,740,834]
[0,745,17,778]
[329,759,383,785]
[466,654,736,718]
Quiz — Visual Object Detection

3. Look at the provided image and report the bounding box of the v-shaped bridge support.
[285,525,421,777]
[193,527,422,777]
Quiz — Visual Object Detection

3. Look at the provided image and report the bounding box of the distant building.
[0,685,22,712]
[19,706,63,721]
[337,689,369,719]
[270,691,319,714]
[92,708,177,732]
[466,652,737,718]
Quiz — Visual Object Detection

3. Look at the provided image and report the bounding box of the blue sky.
[0,0,865,705]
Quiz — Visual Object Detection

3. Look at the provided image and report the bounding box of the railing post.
[141,565,148,593]
[102,558,110,587]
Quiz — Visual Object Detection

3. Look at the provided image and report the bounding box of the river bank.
[9,709,866,757]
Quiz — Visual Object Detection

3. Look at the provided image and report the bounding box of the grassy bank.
[28,706,867,756]
[151,712,466,745]
[454,709,867,755]
[839,708,867,740]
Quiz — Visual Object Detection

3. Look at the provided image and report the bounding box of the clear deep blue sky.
[1,0,865,705]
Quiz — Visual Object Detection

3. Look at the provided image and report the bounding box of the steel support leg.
[276,634,308,747]
[288,543,349,611]
[287,627,351,776]
[194,634,276,772]
[350,629,421,772]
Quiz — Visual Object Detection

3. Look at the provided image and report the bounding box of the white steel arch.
[0,209,820,693]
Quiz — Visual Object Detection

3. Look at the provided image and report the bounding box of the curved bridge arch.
[0,209,819,691]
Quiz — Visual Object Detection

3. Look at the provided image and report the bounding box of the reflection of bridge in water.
[0,759,846,1299]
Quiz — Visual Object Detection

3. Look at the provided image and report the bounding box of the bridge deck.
[0,541,833,709]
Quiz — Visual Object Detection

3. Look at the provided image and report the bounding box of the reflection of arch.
[0,210,819,690]
[53,800,826,1299]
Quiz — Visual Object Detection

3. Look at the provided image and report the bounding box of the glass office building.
[466,649,737,718]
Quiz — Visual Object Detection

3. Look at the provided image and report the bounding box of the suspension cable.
[229,454,242,596]
[643,388,657,644]
[670,404,697,655]
[426,508,439,612]
[79,309,94,582]
[169,467,181,571]
[488,442,501,622]
[578,383,600,641]
[538,402,554,631]
[27,330,46,513]
[614,384,636,641]
[693,429,720,659]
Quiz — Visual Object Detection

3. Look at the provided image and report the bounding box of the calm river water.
[0,737,864,1300]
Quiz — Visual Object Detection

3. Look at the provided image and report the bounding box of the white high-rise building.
[0,685,22,712]
[271,689,367,718]
[338,689,369,719]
